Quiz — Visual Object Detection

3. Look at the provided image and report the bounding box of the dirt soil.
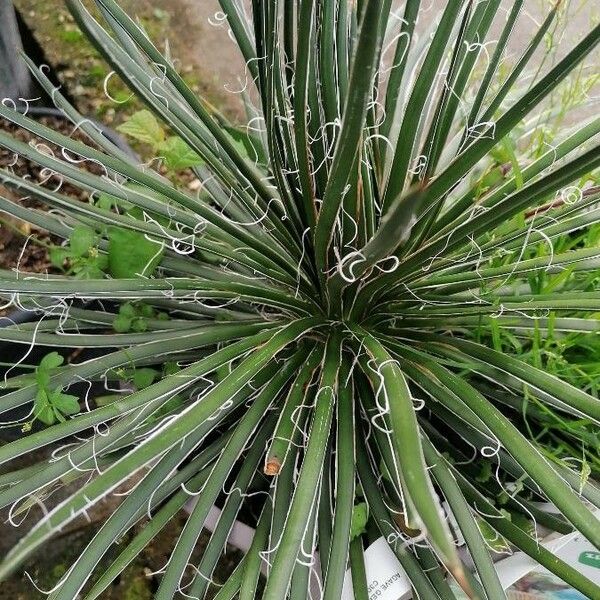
[0,483,242,599]
[0,85,241,600]
[0,52,240,600]
[13,0,245,123]
[0,114,106,274]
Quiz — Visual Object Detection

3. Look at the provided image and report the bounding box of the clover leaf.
[350,503,369,541]
[31,353,80,426]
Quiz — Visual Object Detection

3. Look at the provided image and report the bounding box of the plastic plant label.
[451,508,600,599]
[579,551,600,570]
[341,537,412,600]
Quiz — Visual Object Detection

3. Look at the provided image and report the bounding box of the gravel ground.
[177,0,598,118]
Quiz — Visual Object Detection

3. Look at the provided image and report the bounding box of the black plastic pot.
[16,105,138,159]
[0,308,113,442]
[0,106,136,441]
[0,308,50,440]
[0,0,35,99]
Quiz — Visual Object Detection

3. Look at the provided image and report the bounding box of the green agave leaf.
[0,1,599,598]
[355,328,463,582]
[262,332,343,599]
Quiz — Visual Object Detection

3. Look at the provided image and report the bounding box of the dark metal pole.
[0,0,34,98]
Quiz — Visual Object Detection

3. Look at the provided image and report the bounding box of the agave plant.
[0,0,599,598]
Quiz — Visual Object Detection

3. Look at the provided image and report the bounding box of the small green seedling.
[125,367,160,390]
[50,225,108,279]
[117,110,203,172]
[51,222,163,281]
[350,503,369,541]
[31,352,80,426]
[113,302,169,333]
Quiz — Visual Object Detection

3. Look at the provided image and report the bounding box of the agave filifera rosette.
[0,0,599,598]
